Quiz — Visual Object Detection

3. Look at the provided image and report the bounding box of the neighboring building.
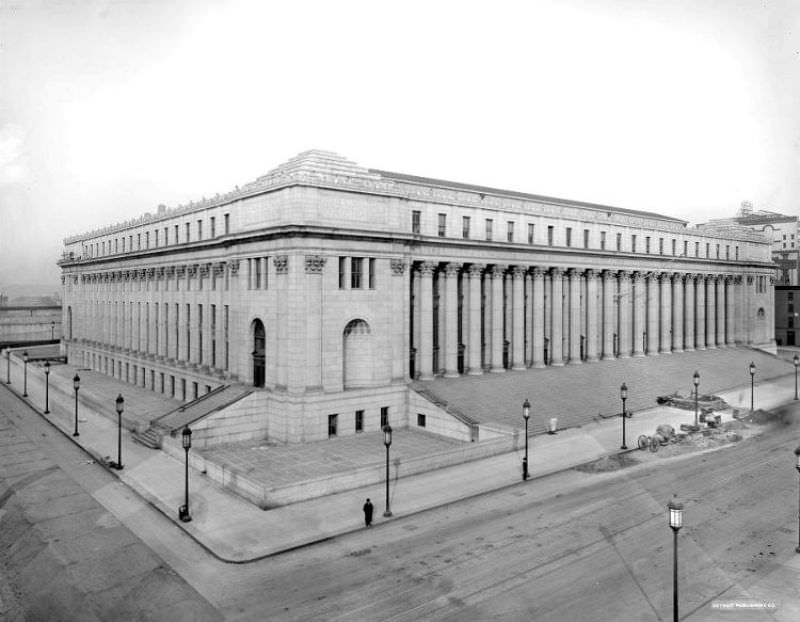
[0,305,62,348]
[712,202,800,285]
[775,286,800,346]
[58,150,776,445]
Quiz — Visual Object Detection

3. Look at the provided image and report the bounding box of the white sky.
[1,0,799,288]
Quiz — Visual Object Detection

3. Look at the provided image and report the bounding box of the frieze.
[304,255,327,274]
[390,259,407,276]
[274,255,288,274]
[176,265,187,278]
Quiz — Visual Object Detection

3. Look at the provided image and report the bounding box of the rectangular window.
[164,303,169,358]
[328,414,338,437]
[788,303,794,313]
[198,304,203,363]
[438,213,446,237]
[181,378,186,401]
[175,224,179,244]
[115,239,118,253]
[160,372,165,394]
[145,303,150,352]
[351,257,363,289]
[683,240,688,256]
[211,304,216,368]
[548,225,554,246]
[368,258,376,289]
[725,245,730,259]
[254,258,262,289]
[600,231,606,250]
[193,382,198,400]
[224,213,230,234]
[716,244,720,258]
[137,233,141,250]
[566,227,572,247]
[224,305,229,370]
[197,219,203,240]
[659,238,663,254]
[695,241,700,257]
[645,236,651,253]
[102,241,105,255]
[154,230,159,247]
[175,303,180,359]
[616,232,622,251]
[146,232,150,249]
[528,223,534,244]
[339,257,346,289]
[154,303,159,354]
[485,219,493,241]
[462,216,470,238]
[706,243,710,257]
[355,410,364,433]
[122,237,126,252]
[583,229,590,249]
[411,210,421,234]
[185,222,190,242]
[380,406,389,428]
[150,370,155,391]
[164,227,168,245]
[507,221,514,242]
[631,235,637,253]
[170,375,175,398]
[263,256,269,289]
[735,246,739,260]
[210,216,216,238]
[247,258,252,290]
[186,304,191,361]
[417,413,426,428]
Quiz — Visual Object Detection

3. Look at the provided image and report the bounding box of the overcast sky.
[1,0,799,289]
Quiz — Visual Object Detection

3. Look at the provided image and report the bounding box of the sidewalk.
[2,348,799,564]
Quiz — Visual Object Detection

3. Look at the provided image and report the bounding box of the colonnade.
[411,261,749,381]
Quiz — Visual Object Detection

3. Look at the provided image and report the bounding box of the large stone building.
[59,151,776,445]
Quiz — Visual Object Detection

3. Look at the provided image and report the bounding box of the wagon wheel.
[649,436,660,452]
[637,435,649,451]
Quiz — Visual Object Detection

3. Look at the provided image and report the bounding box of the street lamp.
[668,494,684,622]
[179,426,192,522]
[749,361,756,412]
[50,320,55,341]
[72,373,80,437]
[110,394,124,470]
[794,445,800,554]
[383,424,393,517]
[22,351,28,397]
[793,354,799,401]
[693,370,700,428]
[43,361,50,414]
[522,399,530,480]
[620,382,628,450]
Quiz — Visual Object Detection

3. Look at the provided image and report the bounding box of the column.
[659,272,672,353]
[618,271,632,358]
[418,262,435,380]
[684,274,695,351]
[490,265,505,372]
[532,268,545,368]
[550,268,564,366]
[632,272,645,357]
[525,270,533,366]
[467,264,484,375]
[304,255,326,391]
[646,273,659,355]
[716,276,726,347]
[706,275,717,349]
[390,259,408,381]
[671,274,684,352]
[443,263,460,378]
[695,274,706,350]
[601,270,615,360]
[511,266,526,370]
[586,270,599,362]
[568,269,582,364]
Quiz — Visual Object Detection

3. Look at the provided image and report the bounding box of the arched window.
[756,307,765,320]
[343,319,372,389]
[251,318,265,387]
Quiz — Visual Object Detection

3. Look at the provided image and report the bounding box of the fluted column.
[550,268,564,366]
[706,275,717,349]
[467,264,484,375]
[684,274,695,351]
[511,266,526,370]
[659,272,672,353]
[602,270,615,360]
[695,274,706,350]
[646,273,659,355]
[532,268,545,368]
[443,263,460,377]
[632,272,645,357]
[586,270,599,362]
[418,262,435,380]
[490,265,506,372]
[716,276,726,347]
[568,268,582,364]
[619,271,632,358]
[671,274,684,352]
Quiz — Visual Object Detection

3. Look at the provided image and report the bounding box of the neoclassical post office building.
[59,151,776,445]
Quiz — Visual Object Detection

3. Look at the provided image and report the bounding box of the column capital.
[632,271,645,282]
[489,264,506,277]
[616,269,630,281]
[273,255,289,274]
[511,265,526,278]
[228,259,240,276]
[532,266,546,279]
[467,263,485,277]
[444,262,461,276]
[659,272,672,282]
[585,268,599,281]
[390,259,407,276]
[550,266,563,278]
[304,255,327,274]
[417,261,437,276]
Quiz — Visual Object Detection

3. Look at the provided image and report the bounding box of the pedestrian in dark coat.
[363,498,374,527]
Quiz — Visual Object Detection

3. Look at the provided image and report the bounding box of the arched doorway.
[251,319,265,387]
[343,319,372,388]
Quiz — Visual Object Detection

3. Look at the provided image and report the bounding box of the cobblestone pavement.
[197,429,464,487]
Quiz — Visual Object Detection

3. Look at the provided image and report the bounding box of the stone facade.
[59,150,776,443]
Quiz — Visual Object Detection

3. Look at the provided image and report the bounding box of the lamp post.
[794,445,800,554]
[72,373,80,437]
[749,361,756,412]
[110,394,124,470]
[668,494,684,622]
[179,426,192,522]
[383,424,393,517]
[43,361,50,414]
[22,351,28,397]
[793,354,799,401]
[4,349,9,384]
[50,320,55,341]
[693,370,700,428]
[620,383,628,450]
[522,399,530,480]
